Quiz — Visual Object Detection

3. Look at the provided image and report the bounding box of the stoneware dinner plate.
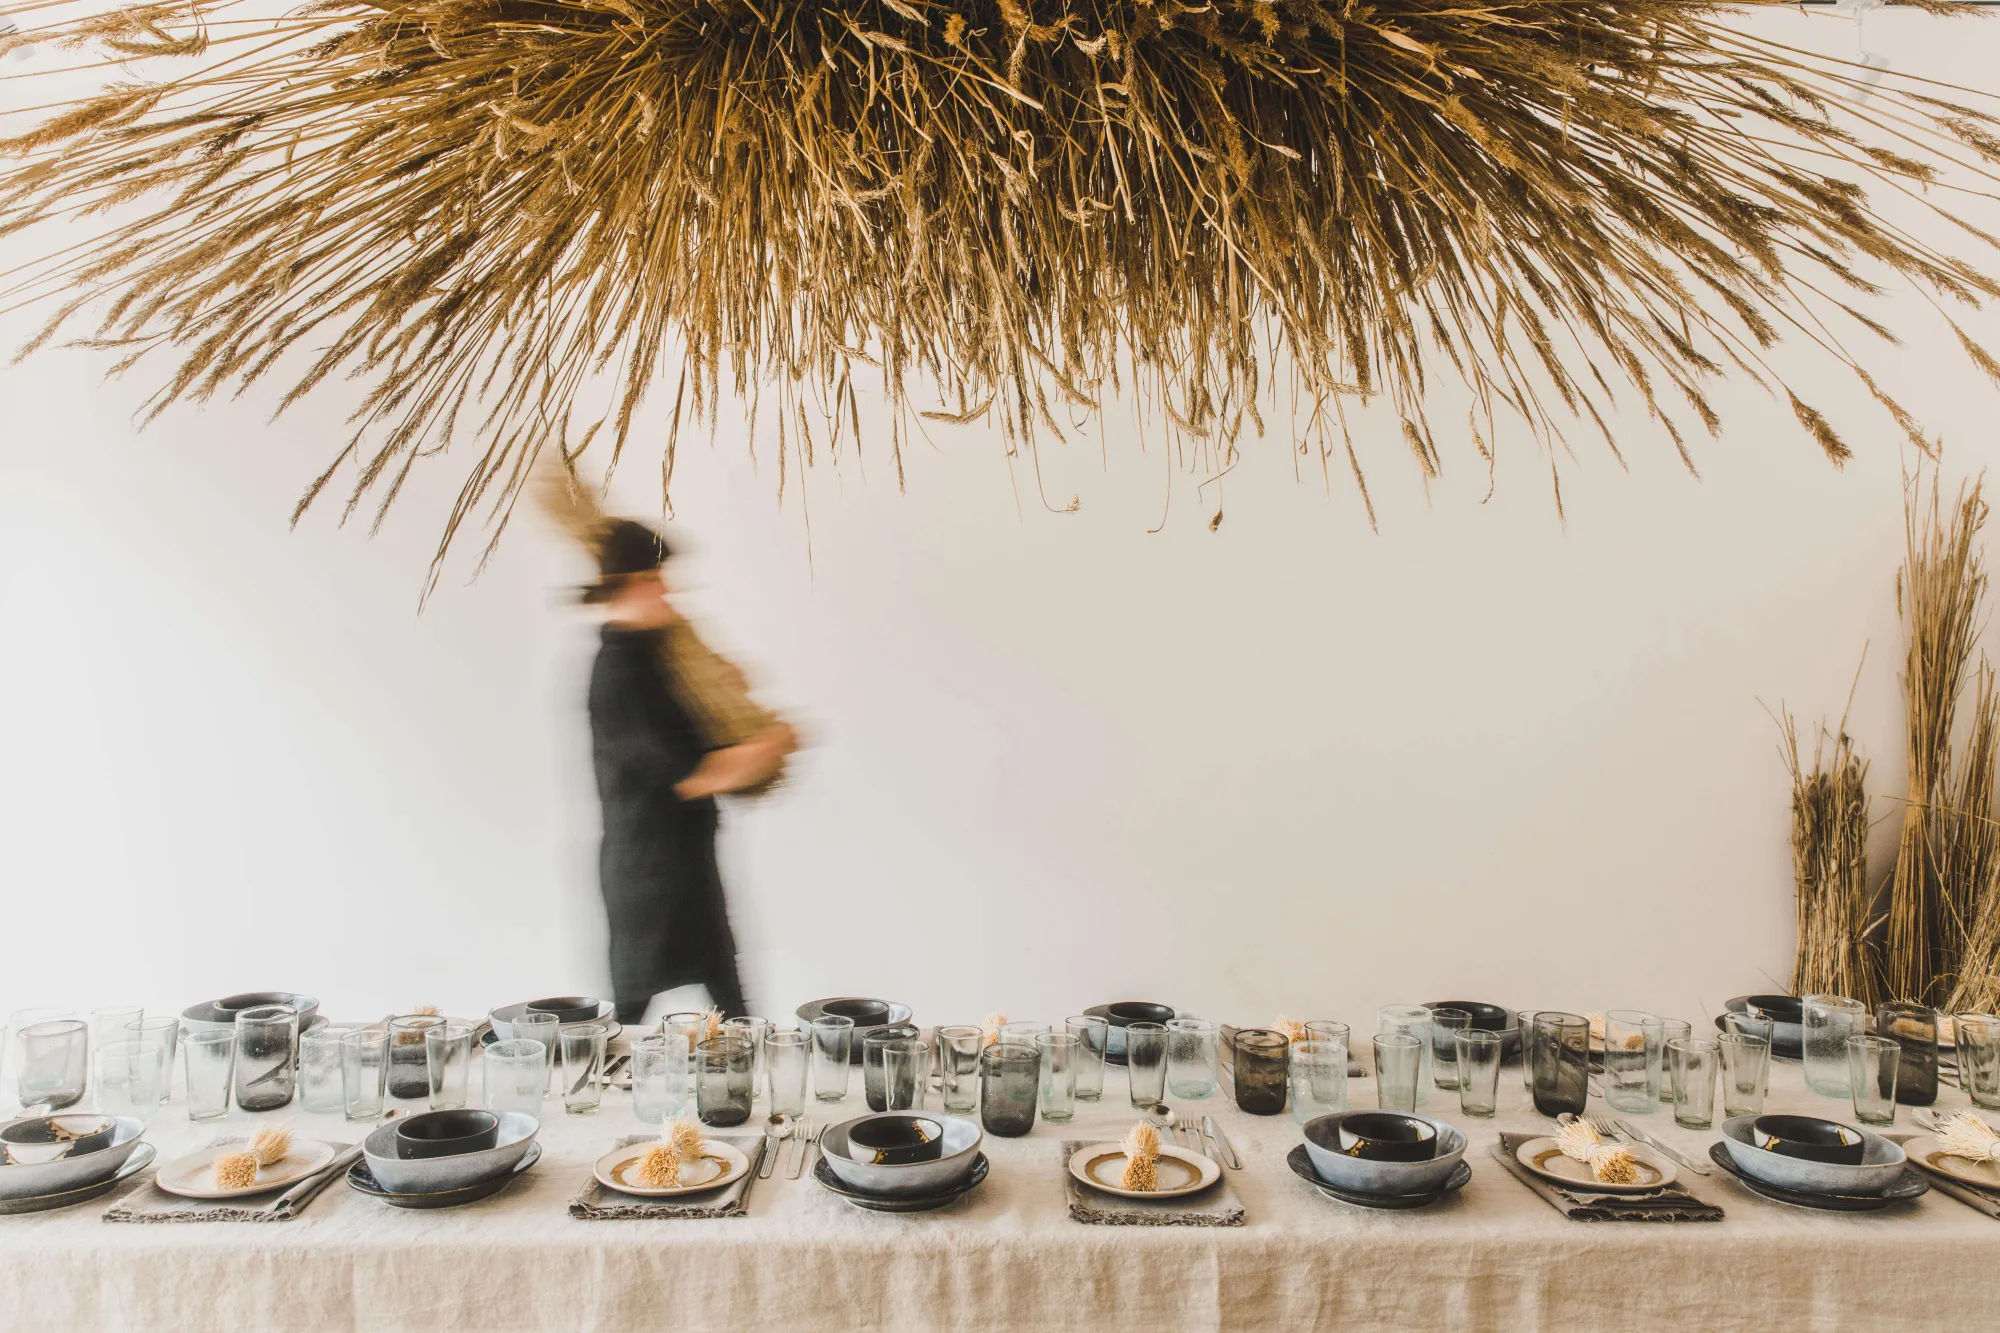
[0,1143,156,1215]
[154,1139,340,1199]
[1068,1142,1220,1200]
[1707,1141,1926,1211]
[347,1142,542,1209]
[1286,1144,1471,1210]
[812,1152,988,1213]
[594,1140,750,1197]
[1515,1136,1677,1194]
[1903,1134,2000,1193]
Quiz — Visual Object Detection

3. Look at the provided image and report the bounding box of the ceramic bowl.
[1749,1114,1866,1165]
[181,992,321,1035]
[822,999,892,1028]
[1424,1001,1520,1055]
[1302,1112,1466,1194]
[0,1114,118,1165]
[1719,1116,1906,1195]
[820,1113,982,1197]
[525,996,601,1024]
[362,1112,538,1194]
[0,1117,146,1199]
[1087,1002,1179,1059]
[394,1110,500,1160]
[846,1116,944,1166]
[1333,1112,1439,1162]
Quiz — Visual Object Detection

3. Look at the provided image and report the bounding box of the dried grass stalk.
[1785,714,1874,1002]
[3,1,2000,567]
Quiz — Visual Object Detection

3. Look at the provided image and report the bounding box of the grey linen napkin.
[1060,1140,1244,1227]
[1887,1133,2000,1220]
[104,1139,358,1223]
[1491,1132,1721,1223]
[569,1134,766,1219]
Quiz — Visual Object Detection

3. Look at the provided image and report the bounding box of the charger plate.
[347,1142,541,1209]
[1068,1143,1219,1200]
[155,1139,339,1199]
[594,1141,749,1197]
[1286,1145,1471,1210]
[0,1144,156,1215]
[1707,1142,1926,1212]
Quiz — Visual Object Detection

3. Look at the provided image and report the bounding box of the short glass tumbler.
[426,1022,475,1111]
[233,1004,299,1112]
[1957,1014,2000,1109]
[122,1017,180,1107]
[1376,1006,1433,1108]
[1234,1029,1290,1115]
[1530,1012,1590,1118]
[937,1026,984,1113]
[1165,1018,1219,1100]
[509,1012,560,1088]
[811,1015,854,1103]
[1602,1010,1664,1114]
[880,1038,927,1113]
[1455,1029,1502,1119]
[1373,1033,1423,1113]
[1036,1032,1079,1124]
[298,1024,350,1114]
[559,1022,608,1115]
[1066,1016,1108,1102]
[1719,1034,1770,1120]
[696,1033,754,1127]
[1847,1034,1900,1126]
[630,1035,686,1126]
[1875,1002,1938,1107]
[183,1029,235,1122]
[1803,994,1866,1097]
[766,1028,809,1118]
[979,1042,1040,1137]
[483,1038,546,1122]
[1667,1036,1718,1130]
[340,1028,389,1123]
[1429,1008,1472,1092]
[94,1040,165,1121]
[386,1015,443,1100]
[1125,1022,1168,1110]
[1291,1038,1349,1124]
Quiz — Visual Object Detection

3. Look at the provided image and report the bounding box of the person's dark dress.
[588,625,748,1022]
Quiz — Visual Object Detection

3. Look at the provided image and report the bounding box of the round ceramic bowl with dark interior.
[0,1114,119,1165]
[1722,1116,1905,1195]
[364,1112,538,1193]
[395,1110,501,1160]
[1302,1112,1466,1195]
[1091,1002,1178,1060]
[1333,1112,1440,1162]
[182,991,320,1035]
[820,1113,983,1196]
[525,997,602,1024]
[846,1115,944,1166]
[824,999,893,1028]
[1750,1114,1866,1165]
[1423,1001,1520,1054]
[0,1117,147,1199]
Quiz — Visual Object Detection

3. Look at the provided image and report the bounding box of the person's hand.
[674,724,796,799]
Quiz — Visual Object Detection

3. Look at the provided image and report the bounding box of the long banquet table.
[3,1040,1997,1332]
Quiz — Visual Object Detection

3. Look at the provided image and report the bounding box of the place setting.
[108,1125,359,1223]
[1896,1109,2000,1219]
[0,1115,156,1216]
[348,1110,542,1209]
[570,1116,768,1220]
[1289,1112,1470,1212]
[814,1112,988,1214]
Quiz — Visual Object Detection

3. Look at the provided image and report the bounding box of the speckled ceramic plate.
[593,1140,749,1197]
[1068,1143,1219,1200]
[813,1153,987,1212]
[1515,1136,1676,1193]
[1708,1141,1926,1211]
[347,1142,541,1209]
[154,1139,338,1199]
[1287,1145,1471,1210]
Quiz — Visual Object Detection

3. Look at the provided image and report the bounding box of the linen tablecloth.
[1,1046,1995,1330]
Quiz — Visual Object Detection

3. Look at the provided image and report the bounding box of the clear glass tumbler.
[863,1024,921,1112]
[1803,994,1865,1097]
[1066,1016,1108,1102]
[560,1022,608,1114]
[723,1017,769,1105]
[94,1040,165,1121]
[122,1017,180,1107]
[297,1023,352,1114]
[1603,1010,1663,1113]
[979,1042,1039,1137]
[1875,1002,1938,1107]
[629,1035,684,1126]
[1291,1037,1349,1123]
[1124,1022,1168,1110]
[1373,1032,1422,1112]
[1519,1011,1546,1092]
[880,1038,927,1113]
[1846,1034,1899,1126]
[1376,1006,1433,1108]
[1957,1014,2000,1109]
[1719,1033,1770,1119]
[340,1028,389,1123]
[1456,1030,1502,1119]
[696,1033,754,1127]
[1429,1008,1472,1092]
[765,1028,809,1118]
[811,1015,854,1103]
[997,1022,1050,1048]
[183,1029,235,1121]
[510,1012,560,1090]
[233,1004,299,1112]
[386,1015,443,1101]
[1165,1018,1219,1100]
[937,1026,985,1112]
[89,1007,143,1067]
[1668,1036,1718,1129]
[1036,1031,1079,1124]
[18,1019,89,1113]
[426,1022,475,1111]
[1530,1012,1590,1118]
[483,1038,546,1122]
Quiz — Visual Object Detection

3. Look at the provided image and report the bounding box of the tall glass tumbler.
[1724,1010,1775,1045]
[1291,1037,1349,1123]
[766,1028,809,1118]
[1456,1030,1502,1119]
[426,1022,475,1111]
[1234,1029,1290,1115]
[1125,1022,1168,1110]
[340,1028,389,1123]
[387,1014,444,1100]
[183,1029,234,1122]
[630,1035,685,1126]
[723,1017,769,1105]
[483,1038,546,1122]
[811,1015,854,1103]
[1957,1014,2000,1109]
[979,1042,1039,1137]
[1165,1018,1219,1100]
[297,1023,353,1114]
[997,1022,1050,1048]
[1719,1033,1770,1119]
[94,1040,165,1121]
[937,1026,984,1113]
[89,1006,143,1086]
[1429,1008,1472,1092]
[1530,1012,1590,1118]
[1373,1033,1422,1113]
[1603,1010,1663,1114]
[560,1023,608,1114]
[696,1033,754,1127]
[510,1012,560,1091]
[1520,1011,1547,1092]
[863,1024,921,1112]
[1846,1034,1899,1126]
[1036,1032,1079,1124]
[1803,994,1865,1097]
[1875,1002,1938,1106]
[122,1017,180,1107]
[1667,1036,1718,1129]
[233,1004,298,1112]
[1066,1016,1108,1102]
[1377,1006,1433,1108]
[880,1038,927,1113]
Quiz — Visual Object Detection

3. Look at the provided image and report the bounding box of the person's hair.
[580,519,672,604]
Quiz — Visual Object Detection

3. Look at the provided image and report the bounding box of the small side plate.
[1286,1144,1470,1210]
[594,1141,750,1197]
[1068,1143,1220,1200]
[1515,1136,1677,1194]
[154,1139,340,1199]
[0,1143,157,1215]
[1903,1133,2000,1193]
[812,1153,987,1212]
[347,1142,541,1209]
[1707,1142,1927,1211]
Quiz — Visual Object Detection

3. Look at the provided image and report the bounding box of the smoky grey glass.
[233,1003,298,1112]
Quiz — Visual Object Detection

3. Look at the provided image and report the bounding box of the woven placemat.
[569,1134,766,1220]
[1492,1132,1721,1222]
[104,1139,358,1223]
[1060,1141,1244,1226]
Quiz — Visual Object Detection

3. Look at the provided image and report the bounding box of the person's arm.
[674,721,797,799]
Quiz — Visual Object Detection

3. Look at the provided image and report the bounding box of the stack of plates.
[1292,1112,1472,1210]
[814,1113,987,1212]
[0,1116,152,1214]
[347,1112,542,1209]
[1710,1115,1926,1212]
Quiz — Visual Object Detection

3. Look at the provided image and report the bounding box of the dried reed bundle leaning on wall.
[4,1,2000,567]
[1949,857,2000,1013]
[1785,713,1874,1002]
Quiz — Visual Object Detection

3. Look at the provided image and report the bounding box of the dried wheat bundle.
[246,1126,292,1167]
[4,1,2000,563]
[1783,713,1875,1001]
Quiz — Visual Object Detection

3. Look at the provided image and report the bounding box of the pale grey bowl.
[0,1117,146,1200]
[1719,1116,1907,1195]
[362,1112,538,1194]
[819,1113,982,1197]
[180,992,321,1036]
[1301,1112,1467,1194]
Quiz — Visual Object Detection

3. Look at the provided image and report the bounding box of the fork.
[789,1122,820,1180]
[1176,1115,1217,1165]
[1611,1115,1710,1175]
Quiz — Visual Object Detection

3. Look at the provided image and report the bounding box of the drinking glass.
[1066,1016,1108,1102]
[1847,1034,1899,1126]
[426,1022,475,1111]
[1376,1006,1433,1108]
[863,1024,921,1112]
[811,1015,854,1102]
[1519,1011,1547,1092]
[510,1011,560,1089]
[979,1042,1039,1137]
[723,1017,769,1104]
[997,1022,1049,1048]
[1429,1008,1472,1092]
[937,1026,984,1113]
[559,1022,608,1114]
[340,1029,389,1122]
[1305,1021,1350,1050]
[1530,1012,1590,1118]
[661,1012,707,1054]
[1291,1037,1349,1123]
[1234,1029,1290,1114]
[233,1003,298,1112]
[1875,1002,1938,1107]
[1724,1010,1775,1045]
[1456,1030,1502,1119]
[880,1038,927,1113]
[1373,1033,1422,1113]
[1603,1010,1664,1113]
[766,1028,808,1118]
[1719,1033,1770,1119]
[386,1015,444,1100]
[121,1018,180,1107]
[1658,1018,1692,1095]
[298,1023,352,1114]
[1667,1036,1718,1129]
[696,1033,754,1127]
[4,1007,75,1115]
[483,1038,547,1122]
[1036,1032,1079,1124]
[94,1040,165,1121]
[1803,994,1865,1097]
[1125,1022,1168,1110]
[183,1029,235,1121]
[1957,1014,2000,1109]
[90,1006,143,1056]
[630,1035,685,1126]
[1165,1018,1219,1100]
[19,1020,90,1113]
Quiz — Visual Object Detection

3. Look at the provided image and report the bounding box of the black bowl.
[525,996,601,1024]
[1751,1114,1865,1165]
[824,999,893,1028]
[1744,995,1804,1024]
[845,1115,944,1166]
[1328,1112,1439,1162]
[0,1115,119,1165]
[395,1110,501,1160]
[1425,1001,1514,1033]
[1105,1002,1176,1027]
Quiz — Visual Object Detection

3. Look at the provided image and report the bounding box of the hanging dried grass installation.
[1784,714,1875,1002]
[3,2,2000,563]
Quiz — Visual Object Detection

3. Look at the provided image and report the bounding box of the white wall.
[2,8,1998,1032]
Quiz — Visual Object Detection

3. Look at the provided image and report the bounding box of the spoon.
[758,1111,794,1179]
[1145,1103,1180,1147]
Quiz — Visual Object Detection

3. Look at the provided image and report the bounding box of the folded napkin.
[1060,1140,1245,1227]
[1888,1133,2000,1221]
[1491,1132,1722,1223]
[569,1134,766,1220]
[104,1139,357,1224]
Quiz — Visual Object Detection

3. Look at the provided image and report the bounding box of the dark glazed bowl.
[845,1116,945,1166]
[824,999,893,1028]
[395,1110,501,1160]
[1331,1112,1440,1162]
[525,996,602,1024]
[1106,1002,1176,1027]
[1751,1114,1865,1165]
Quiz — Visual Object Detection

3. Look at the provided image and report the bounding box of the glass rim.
[1665,1036,1718,1053]
[1372,1031,1422,1050]
[234,1004,297,1023]
[1803,994,1865,1011]
[1165,1017,1215,1031]
[426,1021,477,1041]
[21,1018,86,1038]
[722,1016,768,1029]
[1845,1033,1899,1053]
[338,1028,389,1049]
[486,1038,545,1058]
[1291,1038,1345,1056]
[122,1016,179,1033]
[981,1041,1039,1061]
[764,1028,809,1046]
[937,1024,985,1037]
[1234,1028,1289,1047]
[96,1039,152,1057]
[1035,1031,1081,1048]
[1454,1029,1501,1048]
[810,1014,857,1030]
[184,1028,235,1046]
[1429,1007,1473,1023]
[1122,1020,1167,1033]
[1378,1004,1432,1021]
[1063,1015,1108,1028]
[1718,1032,1770,1049]
[1531,1011,1587,1029]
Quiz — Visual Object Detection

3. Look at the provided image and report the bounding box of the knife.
[1202,1115,1242,1171]
[1613,1117,1709,1175]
